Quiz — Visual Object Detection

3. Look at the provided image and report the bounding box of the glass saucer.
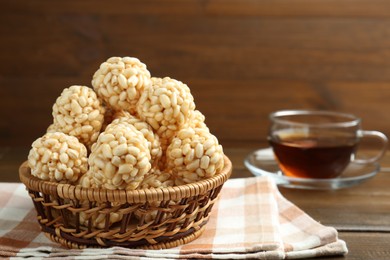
[244,148,380,190]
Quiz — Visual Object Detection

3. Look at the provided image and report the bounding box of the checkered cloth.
[0,177,347,259]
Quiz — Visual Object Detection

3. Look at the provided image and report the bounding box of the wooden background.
[1,0,390,149]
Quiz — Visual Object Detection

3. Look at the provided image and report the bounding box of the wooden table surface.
[2,144,390,259]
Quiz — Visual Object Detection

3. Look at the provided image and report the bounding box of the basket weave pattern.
[19,156,232,249]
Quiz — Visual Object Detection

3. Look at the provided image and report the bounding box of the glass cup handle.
[353,130,388,164]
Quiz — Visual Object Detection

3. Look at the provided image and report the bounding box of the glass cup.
[268,110,388,179]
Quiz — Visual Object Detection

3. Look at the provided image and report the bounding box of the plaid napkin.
[0,177,347,259]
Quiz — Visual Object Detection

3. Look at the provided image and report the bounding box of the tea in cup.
[268,110,388,179]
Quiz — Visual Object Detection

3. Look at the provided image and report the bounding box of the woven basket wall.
[19,156,232,249]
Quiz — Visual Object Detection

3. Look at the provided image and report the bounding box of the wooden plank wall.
[1,0,390,149]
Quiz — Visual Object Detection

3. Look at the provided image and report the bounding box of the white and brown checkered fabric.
[0,177,347,259]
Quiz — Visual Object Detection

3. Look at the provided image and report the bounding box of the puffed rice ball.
[184,110,209,131]
[46,123,57,133]
[137,77,196,150]
[139,169,174,189]
[52,85,105,148]
[78,169,97,188]
[107,111,162,167]
[88,123,152,190]
[166,127,224,184]
[27,132,88,184]
[91,56,151,113]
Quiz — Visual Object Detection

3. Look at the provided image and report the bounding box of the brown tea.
[269,133,358,179]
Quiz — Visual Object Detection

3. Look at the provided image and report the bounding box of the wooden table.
[2,145,390,259]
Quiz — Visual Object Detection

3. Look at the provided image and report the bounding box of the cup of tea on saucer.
[268,110,388,179]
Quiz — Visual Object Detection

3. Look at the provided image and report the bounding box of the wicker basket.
[19,155,232,249]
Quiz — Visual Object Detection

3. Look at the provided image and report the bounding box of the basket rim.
[19,155,232,203]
